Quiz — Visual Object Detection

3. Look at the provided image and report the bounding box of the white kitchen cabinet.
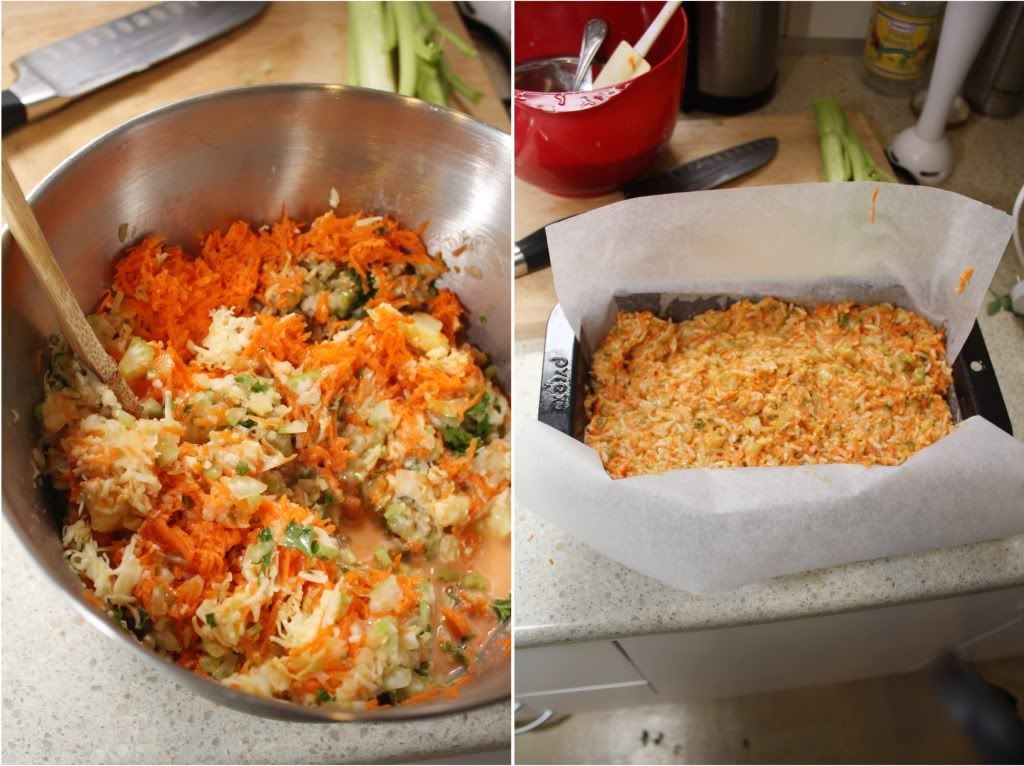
[618,586,1024,702]
[517,680,657,718]
[515,640,654,722]
[516,640,645,694]
[957,610,1024,663]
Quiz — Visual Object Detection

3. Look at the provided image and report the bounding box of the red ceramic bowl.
[514,1,688,197]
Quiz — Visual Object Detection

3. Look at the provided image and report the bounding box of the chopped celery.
[462,571,489,591]
[225,476,267,499]
[118,336,154,382]
[440,58,482,105]
[155,439,179,467]
[369,574,402,613]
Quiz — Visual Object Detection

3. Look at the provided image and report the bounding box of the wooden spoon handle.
[2,158,142,417]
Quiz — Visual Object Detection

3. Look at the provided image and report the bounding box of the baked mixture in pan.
[585,297,952,478]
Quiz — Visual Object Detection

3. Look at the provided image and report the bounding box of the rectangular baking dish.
[538,298,1012,441]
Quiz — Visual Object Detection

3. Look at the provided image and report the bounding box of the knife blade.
[514,137,778,277]
[2,2,266,136]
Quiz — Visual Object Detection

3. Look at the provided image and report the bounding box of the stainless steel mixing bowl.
[1,83,511,722]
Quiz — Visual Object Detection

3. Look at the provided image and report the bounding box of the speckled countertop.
[515,52,1024,650]
[0,529,510,765]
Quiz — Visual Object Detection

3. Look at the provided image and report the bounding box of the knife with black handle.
[2,2,266,136]
[514,137,778,277]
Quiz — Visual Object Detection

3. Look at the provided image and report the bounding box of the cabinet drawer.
[516,641,644,695]
[517,680,657,717]
[619,586,1024,702]
[959,613,1024,663]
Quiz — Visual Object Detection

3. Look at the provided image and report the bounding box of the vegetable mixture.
[38,210,510,708]
[585,298,952,478]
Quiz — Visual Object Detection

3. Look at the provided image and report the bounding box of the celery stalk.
[435,23,478,58]
[383,1,397,52]
[393,2,420,96]
[348,2,395,92]
[413,29,442,64]
[345,5,360,85]
[814,97,850,182]
[440,57,482,104]
[418,62,447,106]
[815,96,896,184]
[845,136,871,182]
[417,2,439,29]
[346,1,482,107]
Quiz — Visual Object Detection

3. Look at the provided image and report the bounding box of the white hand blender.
[591,0,682,89]
[887,2,1000,185]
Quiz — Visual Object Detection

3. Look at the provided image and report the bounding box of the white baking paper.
[517,182,1024,593]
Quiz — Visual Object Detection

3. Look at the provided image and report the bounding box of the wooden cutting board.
[1,1,508,192]
[515,111,894,339]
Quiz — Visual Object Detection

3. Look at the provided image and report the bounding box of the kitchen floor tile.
[515,655,1024,764]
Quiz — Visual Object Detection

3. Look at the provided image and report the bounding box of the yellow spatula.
[592,0,682,89]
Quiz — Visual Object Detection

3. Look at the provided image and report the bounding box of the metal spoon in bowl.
[571,18,608,92]
[1,158,142,417]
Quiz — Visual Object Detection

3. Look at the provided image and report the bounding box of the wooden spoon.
[2,157,143,417]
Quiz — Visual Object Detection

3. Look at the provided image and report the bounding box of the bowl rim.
[512,3,689,96]
[1,82,511,724]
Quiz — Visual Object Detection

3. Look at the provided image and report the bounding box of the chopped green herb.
[111,605,128,631]
[462,393,493,439]
[654,732,665,745]
[440,640,469,666]
[282,520,318,558]
[320,490,336,505]
[442,425,472,454]
[413,661,431,677]
[491,597,511,622]
[280,521,337,561]
[137,608,152,633]
[375,225,389,235]
[315,687,335,705]
[988,294,1012,315]
[235,373,272,393]
[238,418,257,429]
[252,527,275,570]
[838,313,850,329]
[235,461,250,476]
[641,730,650,746]
[205,612,217,627]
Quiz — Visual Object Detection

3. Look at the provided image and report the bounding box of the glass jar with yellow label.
[863,1,945,96]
